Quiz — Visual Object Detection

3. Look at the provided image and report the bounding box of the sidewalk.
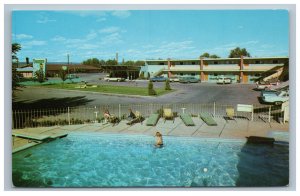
[12,116,289,153]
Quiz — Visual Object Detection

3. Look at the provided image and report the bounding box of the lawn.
[36,83,174,96]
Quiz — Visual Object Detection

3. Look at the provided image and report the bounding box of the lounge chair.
[200,113,217,126]
[126,111,144,125]
[163,108,174,123]
[224,107,236,122]
[180,113,195,126]
[107,115,120,126]
[146,113,160,126]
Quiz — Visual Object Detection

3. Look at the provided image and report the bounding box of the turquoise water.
[12,133,289,187]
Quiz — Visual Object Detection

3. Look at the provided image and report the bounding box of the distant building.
[16,66,33,78]
[140,56,288,83]
[46,64,101,77]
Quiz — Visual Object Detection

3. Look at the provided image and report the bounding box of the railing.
[12,103,287,129]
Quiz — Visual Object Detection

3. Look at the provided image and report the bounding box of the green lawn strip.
[38,83,174,96]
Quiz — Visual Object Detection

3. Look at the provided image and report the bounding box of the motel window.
[214,73,218,76]
[255,73,261,77]
[180,62,183,65]
[255,60,260,64]
[180,73,183,76]
[159,62,164,65]
[191,62,195,65]
[273,60,279,64]
[191,73,195,76]
[214,61,218,64]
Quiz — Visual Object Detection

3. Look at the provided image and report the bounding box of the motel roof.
[46,64,101,71]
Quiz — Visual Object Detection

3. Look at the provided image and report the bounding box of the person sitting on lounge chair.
[155,132,163,148]
[103,109,111,123]
[127,108,136,120]
[103,109,119,126]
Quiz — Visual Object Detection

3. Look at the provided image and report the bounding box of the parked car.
[261,90,289,105]
[179,76,199,83]
[104,76,125,82]
[67,74,79,79]
[260,89,278,98]
[169,76,179,82]
[256,81,278,90]
[217,77,232,84]
[150,76,167,82]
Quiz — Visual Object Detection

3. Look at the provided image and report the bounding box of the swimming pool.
[12,133,289,187]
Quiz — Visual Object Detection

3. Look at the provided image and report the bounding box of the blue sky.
[12,10,289,63]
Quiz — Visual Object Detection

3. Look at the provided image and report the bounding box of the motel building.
[140,56,288,83]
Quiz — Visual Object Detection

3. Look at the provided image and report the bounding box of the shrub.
[34,68,45,83]
[148,81,157,95]
[164,79,171,90]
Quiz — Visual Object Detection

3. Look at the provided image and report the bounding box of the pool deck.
[12,117,289,153]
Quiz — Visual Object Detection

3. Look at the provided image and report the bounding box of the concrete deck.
[12,116,289,153]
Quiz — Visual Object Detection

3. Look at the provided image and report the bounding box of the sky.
[12,10,289,63]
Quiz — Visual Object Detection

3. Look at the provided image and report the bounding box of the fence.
[12,103,287,129]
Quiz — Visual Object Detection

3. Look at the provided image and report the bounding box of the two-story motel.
[140,56,289,83]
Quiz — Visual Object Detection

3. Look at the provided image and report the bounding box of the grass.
[36,83,175,96]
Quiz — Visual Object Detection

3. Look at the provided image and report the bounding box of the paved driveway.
[13,77,263,109]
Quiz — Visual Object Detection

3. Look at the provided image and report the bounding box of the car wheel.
[274,101,282,106]
[117,79,120,82]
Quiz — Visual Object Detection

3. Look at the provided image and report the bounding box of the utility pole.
[116,52,118,64]
[67,54,70,65]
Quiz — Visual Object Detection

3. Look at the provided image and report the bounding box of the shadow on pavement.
[13,96,94,110]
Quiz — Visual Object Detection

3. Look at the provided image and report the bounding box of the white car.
[262,90,289,105]
[103,77,125,82]
[169,77,179,82]
[256,81,278,90]
[217,77,232,84]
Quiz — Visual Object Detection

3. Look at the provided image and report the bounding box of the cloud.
[77,44,99,50]
[86,31,98,40]
[51,35,66,42]
[36,16,56,24]
[96,17,107,22]
[101,32,123,44]
[63,11,106,17]
[22,40,47,49]
[13,34,33,40]
[111,11,131,19]
[99,26,120,34]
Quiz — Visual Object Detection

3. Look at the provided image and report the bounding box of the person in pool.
[155,132,163,147]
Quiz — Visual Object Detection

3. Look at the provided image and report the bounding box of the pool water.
[12,133,289,187]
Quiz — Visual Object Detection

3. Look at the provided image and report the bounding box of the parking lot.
[13,73,265,109]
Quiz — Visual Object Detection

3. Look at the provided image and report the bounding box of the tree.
[200,52,210,58]
[12,43,22,94]
[148,81,157,95]
[106,59,118,66]
[228,47,251,58]
[134,61,145,66]
[200,52,220,58]
[164,79,171,90]
[34,68,45,83]
[82,58,100,66]
[12,43,21,61]
[59,68,68,85]
[209,54,220,58]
